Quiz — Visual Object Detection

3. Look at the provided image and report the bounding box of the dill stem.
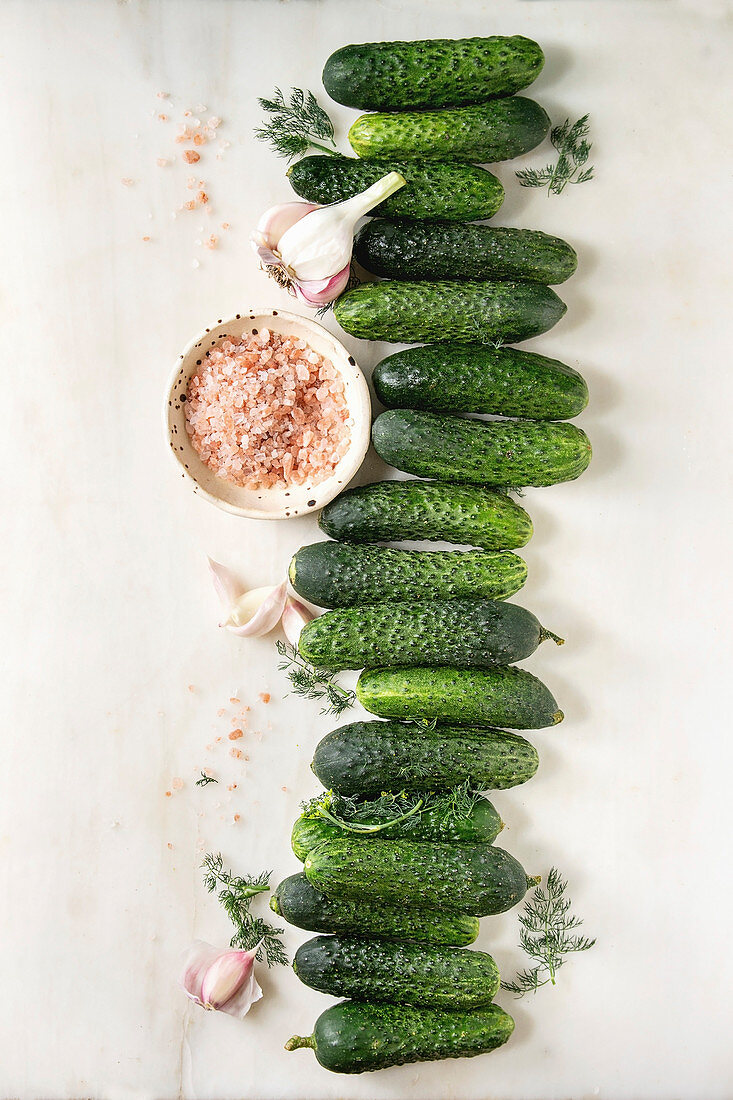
[309,141,339,157]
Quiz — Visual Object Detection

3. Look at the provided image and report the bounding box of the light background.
[2,1,732,1097]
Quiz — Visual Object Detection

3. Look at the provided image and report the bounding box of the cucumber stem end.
[285,1035,315,1051]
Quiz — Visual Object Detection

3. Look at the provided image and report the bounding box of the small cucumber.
[293,935,500,1009]
[318,480,533,550]
[323,36,544,110]
[357,665,563,729]
[348,97,550,162]
[372,343,588,421]
[372,410,592,488]
[286,1000,514,1073]
[289,543,527,607]
[271,873,480,947]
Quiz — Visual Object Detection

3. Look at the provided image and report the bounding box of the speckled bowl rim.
[163,307,371,520]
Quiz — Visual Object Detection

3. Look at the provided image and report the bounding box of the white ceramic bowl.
[164,308,371,519]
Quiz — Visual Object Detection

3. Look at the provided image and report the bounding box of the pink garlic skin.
[208,558,287,636]
[251,202,351,306]
[180,941,263,1020]
[281,595,316,646]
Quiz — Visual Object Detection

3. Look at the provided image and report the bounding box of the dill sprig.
[300,782,482,835]
[255,87,337,161]
[275,641,355,717]
[195,772,218,787]
[202,853,288,967]
[516,114,595,195]
[501,868,596,996]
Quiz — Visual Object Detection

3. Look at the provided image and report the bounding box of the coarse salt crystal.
[183,149,201,164]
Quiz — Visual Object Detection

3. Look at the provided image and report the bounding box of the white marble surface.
[3,1,733,1096]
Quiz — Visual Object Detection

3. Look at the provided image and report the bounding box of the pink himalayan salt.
[185,329,350,490]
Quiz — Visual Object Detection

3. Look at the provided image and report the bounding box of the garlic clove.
[294,263,351,306]
[180,941,263,1020]
[253,201,319,247]
[223,581,288,636]
[281,596,316,646]
[180,940,223,1007]
[208,557,245,610]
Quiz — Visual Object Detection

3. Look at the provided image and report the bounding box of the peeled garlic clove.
[180,941,263,1020]
[281,596,315,646]
[208,557,244,610]
[223,581,287,636]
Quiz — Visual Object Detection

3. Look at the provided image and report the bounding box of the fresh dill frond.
[202,853,287,967]
[275,641,355,717]
[195,772,218,787]
[300,782,482,835]
[516,113,595,195]
[501,868,596,996]
[255,86,338,161]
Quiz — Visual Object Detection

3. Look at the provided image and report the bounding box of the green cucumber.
[318,481,532,550]
[312,722,539,795]
[271,873,480,946]
[357,666,563,729]
[334,280,566,344]
[373,343,588,420]
[289,543,527,607]
[299,598,560,671]
[372,410,592,487]
[355,220,578,284]
[304,836,534,915]
[286,1000,514,1073]
[293,935,500,1008]
[348,97,549,162]
[323,36,544,110]
[288,156,504,222]
[292,793,503,859]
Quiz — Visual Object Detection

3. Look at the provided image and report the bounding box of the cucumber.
[312,722,539,795]
[323,36,544,110]
[288,156,504,222]
[334,280,566,344]
[372,410,592,488]
[271,873,480,946]
[290,543,527,607]
[286,1000,514,1073]
[348,97,550,162]
[304,836,534,915]
[299,598,560,671]
[355,220,578,285]
[291,794,504,859]
[318,481,532,550]
[373,343,588,421]
[293,935,500,1009]
[357,666,563,729]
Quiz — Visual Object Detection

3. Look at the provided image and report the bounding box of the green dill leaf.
[517,114,595,195]
[195,772,218,787]
[275,640,355,716]
[255,86,337,161]
[201,853,287,967]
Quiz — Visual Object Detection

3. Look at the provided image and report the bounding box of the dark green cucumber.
[288,156,504,222]
[299,598,561,671]
[349,97,549,162]
[318,481,532,550]
[372,410,592,488]
[271,873,480,946]
[357,666,563,729]
[304,836,533,915]
[334,280,566,344]
[323,36,544,110]
[373,343,588,420]
[356,220,578,284]
[290,543,527,607]
[293,935,500,1008]
[286,1000,514,1073]
[312,721,539,795]
[291,794,503,859]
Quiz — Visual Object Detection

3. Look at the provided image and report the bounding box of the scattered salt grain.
[172,777,184,790]
[121,177,135,187]
[229,729,244,741]
[183,149,201,164]
[259,692,271,704]
[192,259,200,269]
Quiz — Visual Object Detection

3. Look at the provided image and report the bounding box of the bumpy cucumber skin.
[290,543,527,607]
[312,721,539,796]
[294,935,500,1009]
[373,343,588,420]
[348,97,549,162]
[299,598,548,670]
[298,1000,514,1074]
[288,156,504,222]
[305,837,532,916]
[357,666,563,730]
[372,410,592,488]
[334,280,566,344]
[322,35,544,110]
[271,873,480,946]
[318,481,533,550]
[292,797,503,859]
[356,220,578,285]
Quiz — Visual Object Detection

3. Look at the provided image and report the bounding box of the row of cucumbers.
[278,33,589,1075]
